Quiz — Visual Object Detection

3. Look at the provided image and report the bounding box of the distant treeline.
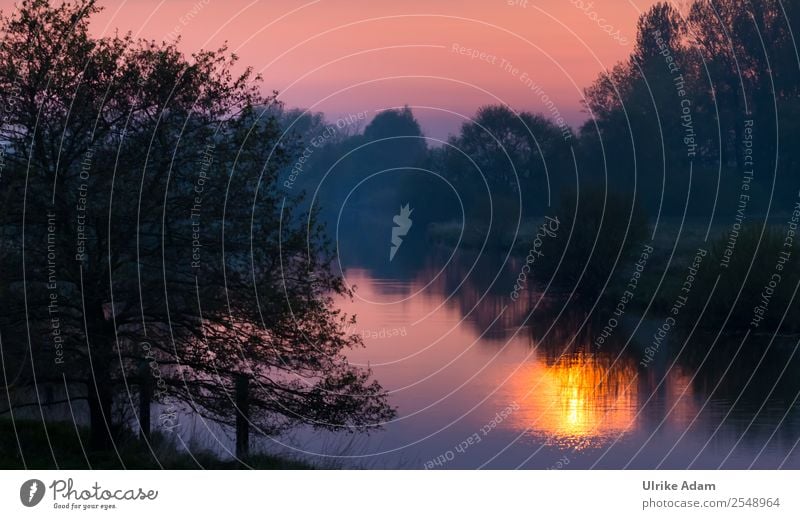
[279,0,799,227]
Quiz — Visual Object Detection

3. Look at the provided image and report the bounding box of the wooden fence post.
[139,359,152,441]
[235,374,250,458]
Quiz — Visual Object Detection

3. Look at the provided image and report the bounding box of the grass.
[0,419,313,469]
[427,217,566,252]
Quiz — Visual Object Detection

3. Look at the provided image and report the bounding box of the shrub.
[684,225,800,333]
[537,187,648,301]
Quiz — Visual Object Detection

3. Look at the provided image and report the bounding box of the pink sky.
[2,0,663,139]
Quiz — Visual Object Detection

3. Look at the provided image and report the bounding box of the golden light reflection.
[507,351,639,450]
[659,365,699,429]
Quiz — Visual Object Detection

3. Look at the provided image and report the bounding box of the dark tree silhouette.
[444,105,573,202]
[580,0,800,216]
[0,0,394,455]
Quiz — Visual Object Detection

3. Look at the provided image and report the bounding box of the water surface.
[266,248,800,469]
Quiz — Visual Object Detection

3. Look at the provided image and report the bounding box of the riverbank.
[0,420,313,469]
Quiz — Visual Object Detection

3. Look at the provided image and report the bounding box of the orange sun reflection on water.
[505,351,640,450]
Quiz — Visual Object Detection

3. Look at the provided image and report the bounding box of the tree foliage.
[0,0,394,452]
